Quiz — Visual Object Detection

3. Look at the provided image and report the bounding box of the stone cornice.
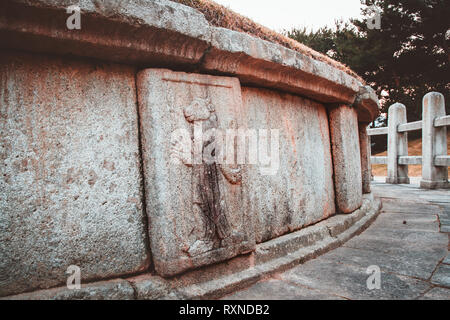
[0,0,380,121]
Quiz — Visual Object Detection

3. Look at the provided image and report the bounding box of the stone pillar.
[386,103,409,184]
[329,105,363,213]
[358,122,371,193]
[420,92,449,189]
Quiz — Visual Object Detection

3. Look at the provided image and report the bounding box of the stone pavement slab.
[0,52,149,297]
[279,255,430,300]
[222,182,450,300]
[444,254,450,265]
[369,212,439,232]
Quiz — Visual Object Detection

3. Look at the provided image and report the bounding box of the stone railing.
[368,92,449,189]
[0,0,381,299]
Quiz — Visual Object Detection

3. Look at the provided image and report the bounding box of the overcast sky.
[213,0,364,32]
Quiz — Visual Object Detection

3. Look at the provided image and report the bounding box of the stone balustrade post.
[420,92,449,189]
[386,103,409,184]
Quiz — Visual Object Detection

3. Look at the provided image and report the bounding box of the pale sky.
[213,0,364,32]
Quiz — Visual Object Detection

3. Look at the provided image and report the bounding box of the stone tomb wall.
[0,50,370,296]
[0,52,150,296]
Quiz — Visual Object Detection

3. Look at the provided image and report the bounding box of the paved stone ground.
[222,180,450,300]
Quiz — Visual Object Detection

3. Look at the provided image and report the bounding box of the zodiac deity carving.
[178,97,242,244]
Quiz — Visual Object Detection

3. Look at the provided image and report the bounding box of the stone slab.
[253,195,375,263]
[0,1,380,122]
[343,228,448,256]
[241,87,336,243]
[372,182,450,204]
[0,0,211,68]
[431,264,450,287]
[137,69,255,277]
[358,122,371,194]
[370,212,439,232]
[0,195,381,300]
[203,27,361,104]
[128,275,171,300]
[0,51,149,297]
[329,105,363,213]
[381,198,441,214]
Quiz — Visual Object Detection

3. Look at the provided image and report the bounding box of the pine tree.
[287,0,449,123]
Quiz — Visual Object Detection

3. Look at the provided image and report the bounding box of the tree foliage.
[286,0,449,123]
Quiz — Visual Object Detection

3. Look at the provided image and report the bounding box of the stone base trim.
[420,180,450,190]
[2,195,381,300]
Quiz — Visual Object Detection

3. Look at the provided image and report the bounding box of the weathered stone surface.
[359,122,371,194]
[255,224,330,265]
[324,246,443,280]
[223,279,345,300]
[0,1,380,123]
[176,196,380,300]
[137,69,255,277]
[380,198,440,214]
[203,27,361,105]
[0,51,149,297]
[174,268,262,300]
[386,103,409,184]
[128,275,171,300]
[444,253,450,265]
[344,228,448,255]
[281,254,430,300]
[372,212,439,232]
[0,0,211,68]
[0,192,381,300]
[254,195,378,264]
[431,264,450,287]
[420,92,449,189]
[329,105,363,213]
[3,279,135,300]
[241,87,336,243]
[371,182,450,204]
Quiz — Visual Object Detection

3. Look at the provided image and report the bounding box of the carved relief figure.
[177,97,242,255]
